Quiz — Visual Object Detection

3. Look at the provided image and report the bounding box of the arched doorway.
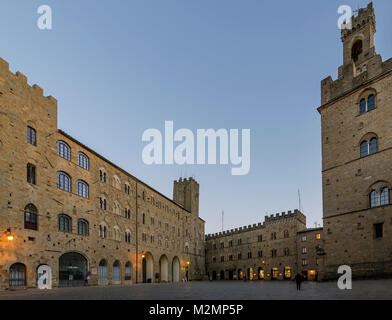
[159,255,169,282]
[212,271,217,280]
[228,270,234,280]
[142,252,154,283]
[247,268,254,280]
[238,269,243,280]
[258,268,264,280]
[98,259,108,284]
[36,264,52,289]
[125,261,132,281]
[172,257,180,282]
[59,252,87,287]
[220,270,225,280]
[112,260,121,283]
[9,263,26,287]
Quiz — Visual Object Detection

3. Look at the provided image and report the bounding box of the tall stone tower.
[173,177,199,216]
[318,2,392,280]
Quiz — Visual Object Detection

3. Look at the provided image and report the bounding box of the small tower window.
[351,38,363,63]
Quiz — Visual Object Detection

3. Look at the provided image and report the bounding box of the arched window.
[113,175,121,190]
[380,188,389,206]
[24,204,38,230]
[77,219,89,236]
[113,226,121,241]
[112,261,121,282]
[78,152,89,170]
[27,163,36,185]
[98,259,107,282]
[99,224,107,238]
[125,208,131,219]
[9,263,26,287]
[359,99,366,115]
[368,95,375,111]
[369,138,377,154]
[360,141,369,157]
[99,169,107,182]
[58,214,72,232]
[358,90,377,115]
[351,38,363,62]
[125,262,132,280]
[99,197,107,210]
[370,190,379,208]
[57,141,71,160]
[360,138,377,158]
[77,180,89,198]
[125,231,131,243]
[57,171,71,192]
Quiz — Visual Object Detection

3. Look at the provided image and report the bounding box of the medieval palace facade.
[0,2,391,290]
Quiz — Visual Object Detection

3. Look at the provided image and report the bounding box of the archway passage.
[172,257,180,282]
[112,260,121,283]
[212,271,217,280]
[159,255,169,282]
[351,37,363,62]
[258,268,264,280]
[98,259,108,284]
[220,270,225,280]
[228,270,234,280]
[59,252,87,287]
[142,252,154,283]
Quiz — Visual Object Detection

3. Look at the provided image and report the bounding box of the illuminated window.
[316,233,321,240]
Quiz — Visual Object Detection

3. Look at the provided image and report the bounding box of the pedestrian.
[294,273,303,291]
[85,271,91,286]
[185,270,189,282]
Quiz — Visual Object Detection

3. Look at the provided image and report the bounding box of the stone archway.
[159,255,169,282]
[142,252,154,283]
[172,256,180,282]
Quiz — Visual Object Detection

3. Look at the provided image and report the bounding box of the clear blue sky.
[1,1,391,234]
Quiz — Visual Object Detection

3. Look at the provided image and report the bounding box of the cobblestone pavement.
[0,280,391,300]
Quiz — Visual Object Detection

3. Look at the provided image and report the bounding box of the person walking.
[294,273,303,291]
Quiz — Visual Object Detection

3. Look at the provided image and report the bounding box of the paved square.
[0,280,391,300]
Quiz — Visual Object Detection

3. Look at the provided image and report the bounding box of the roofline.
[58,129,204,220]
[297,227,323,234]
[317,67,392,114]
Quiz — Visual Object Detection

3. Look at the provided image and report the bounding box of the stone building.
[205,210,324,281]
[318,2,392,280]
[0,57,205,290]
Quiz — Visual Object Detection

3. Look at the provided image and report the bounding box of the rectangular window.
[302,259,307,266]
[248,252,252,259]
[302,247,307,254]
[258,235,262,242]
[238,238,242,245]
[27,163,36,185]
[238,253,242,260]
[374,223,383,239]
[27,126,36,146]
[301,235,307,242]
[316,233,321,239]
[229,240,233,247]
[220,256,224,262]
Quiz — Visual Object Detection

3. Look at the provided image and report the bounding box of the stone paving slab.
[0,280,391,300]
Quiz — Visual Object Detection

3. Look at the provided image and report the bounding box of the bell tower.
[173,177,199,216]
[341,2,376,70]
